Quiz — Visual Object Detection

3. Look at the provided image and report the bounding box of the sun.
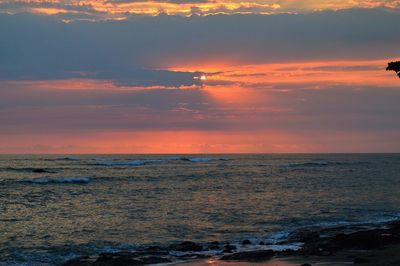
[194,74,207,81]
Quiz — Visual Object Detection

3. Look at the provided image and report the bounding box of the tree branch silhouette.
[387,61,400,78]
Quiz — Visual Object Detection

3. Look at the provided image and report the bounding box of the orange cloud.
[172,59,400,91]
[1,58,399,154]
[2,0,400,18]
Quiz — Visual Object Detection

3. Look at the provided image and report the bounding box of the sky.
[0,1,399,153]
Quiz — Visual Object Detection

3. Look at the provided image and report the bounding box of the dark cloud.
[0,2,99,13]
[0,9,399,86]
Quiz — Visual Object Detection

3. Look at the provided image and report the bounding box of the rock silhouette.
[387,61,400,78]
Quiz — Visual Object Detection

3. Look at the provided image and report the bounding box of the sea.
[1,154,400,265]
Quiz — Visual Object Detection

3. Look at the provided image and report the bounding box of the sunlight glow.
[4,0,400,19]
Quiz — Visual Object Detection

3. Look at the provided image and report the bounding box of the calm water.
[1,154,400,265]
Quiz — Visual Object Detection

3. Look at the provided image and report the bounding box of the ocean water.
[1,154,400,265]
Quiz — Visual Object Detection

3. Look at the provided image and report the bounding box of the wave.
[94,158,115,162]
[58,157,81,161]
[99,160,147,166]
[264,160,371,168]
[28,176,91,184]
[60,216,400,266]
[182,157,229,162]
[289,160,331,167]
[6,214,400,266]
[95,157,230,166]
[0,167,56,173]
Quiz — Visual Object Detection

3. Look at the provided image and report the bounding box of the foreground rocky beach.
[63,219,400,266]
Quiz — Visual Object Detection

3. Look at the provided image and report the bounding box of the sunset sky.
[0,0,399,153]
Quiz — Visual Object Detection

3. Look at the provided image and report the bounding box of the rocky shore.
[63,220,400,266]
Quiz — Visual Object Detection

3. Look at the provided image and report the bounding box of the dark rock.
[279,249,297,256]
[301,264,312,266]
[259,241,265,245]
[176,253,210,260]
[140,256,171,264]
[134,250,169,256]
[143,246,163,252]
[291,230,320,242]
[353,257,370,264]
[220,250,275,262]
[223,244,237,253]
[242,239,252,245]
[111,256,142,266]
[93,254,143,266]
[174,241,203,252]
[390,221,400,231]
[62,256,92,266]
[98,253,114,257]
[333,230,385,250]
[321,250,332,256]
[207,241,220,250]
[113,251,136,257]
[95,254,115,262]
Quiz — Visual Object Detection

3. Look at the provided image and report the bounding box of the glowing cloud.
[1,0,400,19]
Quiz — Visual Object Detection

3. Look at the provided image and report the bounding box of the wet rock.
[92,254,141,266]
[220,250,275,262]
[143,246,163,252]
[390,221,400,231]
[290,230,320,242]
[109,256,142,266]
[174,241,203,252]
[176,253,210,260]
[134,250,169,256]
[140,256,171,264]
[242,239,252,245]
[223,244,237,253]
[113,251,137,257]
[207,241,220,250]
[94,254,114,263]
[64,252,172,266]
[353,257,370,264]
[333,230,385,250]
[321,250,332,256]
[62,256,93,266]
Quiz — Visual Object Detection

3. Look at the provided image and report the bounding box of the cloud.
[1,0,400,18]
[1,8,399,152]
[0,8,400,87]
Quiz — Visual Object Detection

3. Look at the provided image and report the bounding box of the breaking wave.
[28,176,91,184]
[95,157,230,166]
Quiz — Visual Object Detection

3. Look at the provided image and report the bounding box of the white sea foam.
[267,242,303,251]
[29,176,91,184]
[96,157,230,166]
[100,160,146,166]
[95,158,115,161]
[187,157,229,162]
